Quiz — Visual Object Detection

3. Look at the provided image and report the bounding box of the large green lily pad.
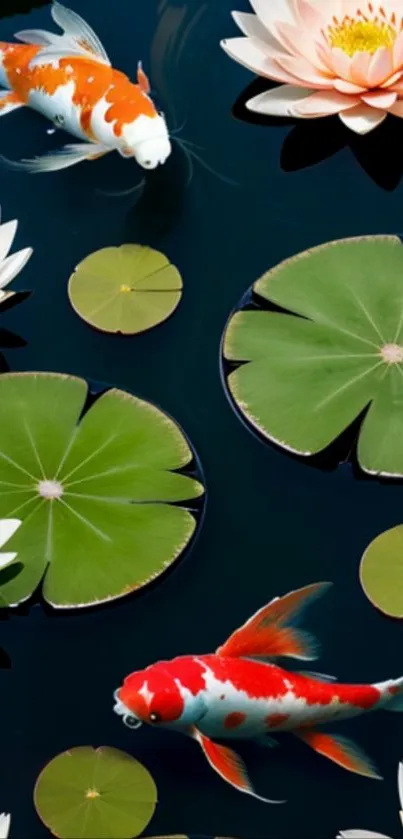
[68,245,183,335]
[0,372,204,608]
[34,746,157,839]
[223,235,403,477]
[360,527,403,618]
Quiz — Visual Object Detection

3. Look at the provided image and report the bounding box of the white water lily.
[0,519,21,570]
[0,813,10,839]
[0,207,32,304]
[337,761,403,838]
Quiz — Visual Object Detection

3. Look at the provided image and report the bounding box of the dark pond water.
[1,1,403,837]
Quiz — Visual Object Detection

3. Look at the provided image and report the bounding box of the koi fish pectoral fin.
[294,729,382,780]
[0,91,25,116]
[216,582,332,661]
[189,727,285,804]
[0,143,111,174]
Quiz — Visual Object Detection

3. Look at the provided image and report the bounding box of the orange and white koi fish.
[114,582,403,804]
[0,2,171,172]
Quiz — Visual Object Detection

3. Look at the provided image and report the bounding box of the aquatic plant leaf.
[68,245,183,335]
[223,236,403,476]
[0,372,203,608]
[359,526,403,618]
[34,746,157,839]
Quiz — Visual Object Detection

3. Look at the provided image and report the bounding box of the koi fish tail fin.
[378,676,403,711]
[216,581,332,662]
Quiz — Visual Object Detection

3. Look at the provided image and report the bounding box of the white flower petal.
[337,832,393,838]
[339,103,387,133]
[249,0,297,30]
[0,220,17,263]
[220,36,297,82]
[398,761,403,811]
[231,11,284,50]
[246,83,315,116]
[0,246,33,289]
[0,552,17,570]
[0,813,10,839]
[0,518,21,550]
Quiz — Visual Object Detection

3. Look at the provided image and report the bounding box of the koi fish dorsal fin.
[295,729,382,780]
[216,582,332,661]
[25,2,111,69]
[190,727,285,804]
[51,2,110,63]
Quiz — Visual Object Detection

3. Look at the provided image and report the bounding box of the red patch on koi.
[266,713,289,728]
[224,712,246,729]
[389,685,400,696]
[162,657,207,696]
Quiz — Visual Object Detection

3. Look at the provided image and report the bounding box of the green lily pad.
[68,245,183,335]
[34,746,157,839]
[0,372,204,609]
[223,235,403,477]
[360,526,403,618]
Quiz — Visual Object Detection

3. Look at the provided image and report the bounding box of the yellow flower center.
[328,16,396,56]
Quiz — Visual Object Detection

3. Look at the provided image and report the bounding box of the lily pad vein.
[58,498,113,543]
[24,421,46,479]
[316,360,384,411]
[0,449,38,481]
[348,287,386,344]
[60,432,119,483]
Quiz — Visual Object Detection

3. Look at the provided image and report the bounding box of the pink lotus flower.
[220,0,403,134]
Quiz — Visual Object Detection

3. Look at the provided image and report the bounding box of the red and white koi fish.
[0,2,171,172]
[113,582,403,804]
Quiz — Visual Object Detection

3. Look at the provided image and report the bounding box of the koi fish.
[0,1,171,172]
[113,582,403,804]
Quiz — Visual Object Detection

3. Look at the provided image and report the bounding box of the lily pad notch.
[0,372,204,609]
[222,235,403,477]
[68,244,183,335]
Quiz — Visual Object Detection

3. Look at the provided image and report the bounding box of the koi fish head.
[113,662,207,730]
[119,112,172,170]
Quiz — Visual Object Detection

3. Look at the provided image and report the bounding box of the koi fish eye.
[53,114,65,127]
[123,713,142,730]
[149,712,161,724]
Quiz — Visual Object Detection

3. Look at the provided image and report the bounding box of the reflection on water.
[234,78,403,192]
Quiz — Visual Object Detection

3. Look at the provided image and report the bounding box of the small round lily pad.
[360,527,403,618]
[68,245,183,334]
[34,746,157,839]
